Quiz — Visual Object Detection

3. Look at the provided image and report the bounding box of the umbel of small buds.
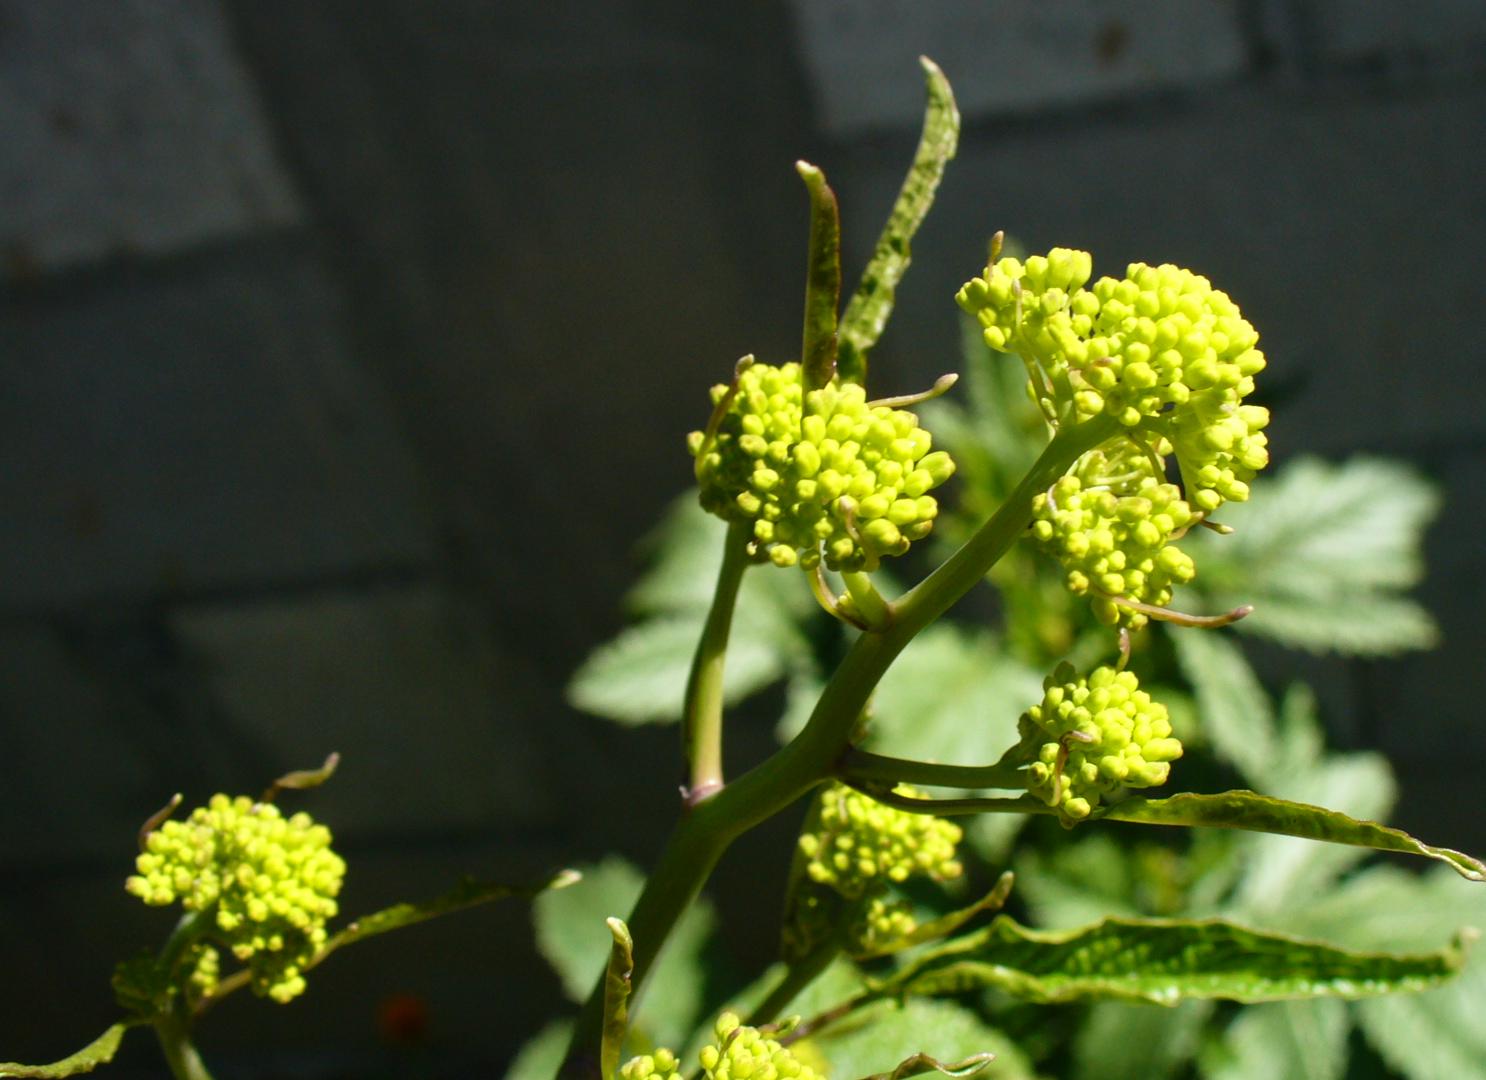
[1030,442,1197,631]
[1011,663,1182,825]
[786,782,963,957]
[688,361,955,571]
[955,250,1270,515]
[621,1013,822,1080]
[126,794,346,1003]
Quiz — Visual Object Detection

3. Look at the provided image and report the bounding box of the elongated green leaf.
[1074,1000,1213,1080]
[797,161,840,392]
[532,857,715,1049]
[877,915,1468,1005]
[0,1023,136,1077]
[1171,631,1277,784]
[838,57,960,384]
[1096,790,1486,881]
[1187,457,1440,656]
[601,918,634,1080]
[317,868,579,964]
[566,608,795,726]
[860,1051,995,1080]
[1198,999,1349,1080]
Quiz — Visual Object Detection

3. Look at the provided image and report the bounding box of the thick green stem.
[152,1013,215,1080]
[840,571,893,630]
[681,522,752,802]
[560,416,1113,1077]
[748,937,843,1027]
[837,746,1024,791]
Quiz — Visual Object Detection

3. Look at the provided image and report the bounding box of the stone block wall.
[2,1,1483,1072]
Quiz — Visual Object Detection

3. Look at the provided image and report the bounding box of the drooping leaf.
[566,607,798,726]
[601,918,634,1080]
[1186,457,1440,656]
[1170,631,1277,785]
[1072,999,1213,1080]
[1095,790,1485,881]
[796,161,841,392]
[1198,999,1349,1080]
[0,1023,137,1077]
[877,914,1468,1005]
[802,999,1033,1080]
[867,624,1042,768]
[504,1020,574,1080]
[532,857,715,1049]
[837,57,960,385]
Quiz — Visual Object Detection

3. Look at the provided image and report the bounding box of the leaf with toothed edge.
[838,57,961,386]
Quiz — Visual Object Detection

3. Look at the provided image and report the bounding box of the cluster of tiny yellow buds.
[798,782,963,900]
[1030,453,1197,630]
[186,943,220,997]
[698,1014,821,1080]
[1016,663,1182,824]
[620,1047,682,1080]
[956,252,1270,514]
[126,794,345,1003]
[687,362,955,571]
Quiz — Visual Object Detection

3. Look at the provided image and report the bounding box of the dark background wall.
[3,1,1485,1074]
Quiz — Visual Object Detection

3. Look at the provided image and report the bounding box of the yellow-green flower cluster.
[785,782,962,958]
[799,782,963,896]
[955,252,1270,513]
[688,362,955,571]
[620,1047,682,1080]
[622,1015,820,1080]
[126,794,345,1003]
[1030,446,1197,630]
[1015,663,1182,824]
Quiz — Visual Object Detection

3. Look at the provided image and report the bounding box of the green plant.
[6,59,1481,1080]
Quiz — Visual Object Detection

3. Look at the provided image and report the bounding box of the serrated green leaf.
[1356,947,1486,1080]
[504,1020,573,1080]
[1187,457,1440,656]
[837,57,960,384]
[1095,790,1485,881]
[625,495,814,620]
[1198,999,1348,1080]
[1014,834,1143,930]
[1230,753,1396,918]
[1073,1000,1213,1080]
[877,915,1468,1005]
[1171,631,1277,785]
[566,608,793,726]
[532,857,715,1050]
[804,999,1035,1080]
[867,625,1042,767]
[0,1023,136,1077]
[1268,865,1486,952]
